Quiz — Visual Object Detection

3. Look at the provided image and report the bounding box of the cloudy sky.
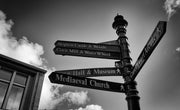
[0,0,180,110]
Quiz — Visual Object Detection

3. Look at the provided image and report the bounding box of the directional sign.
[54,47,121,60]
[55,67,122,77]
[55,40,121,53]
[49,72,126,93]
[130,21,167,80]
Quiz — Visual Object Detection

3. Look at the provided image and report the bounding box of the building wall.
[0,54,46,110]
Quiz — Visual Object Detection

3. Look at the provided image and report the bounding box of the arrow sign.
[130,21,167,80]
[55,40,121,53]
[55,67,122,77]
[54,47,121,60]
[49,72,126,93]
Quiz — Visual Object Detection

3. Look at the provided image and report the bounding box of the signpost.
[55,67,122,77]
[130,21,167,80]
[54,47,121,60]
[50,14,167,110]
[49,72,126,93]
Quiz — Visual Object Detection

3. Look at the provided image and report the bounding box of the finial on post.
[112,15,128,36]
[112,15,128,29]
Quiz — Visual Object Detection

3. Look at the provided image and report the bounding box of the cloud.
[0,10,96,110]
[0,10,90,110]
[0,10,58,109]
[39,86,89,109]
[63,91,90,105]
[176,47,180,52]
[0,10,45,67]
[175,47,180,60]
[39,68,63,109]
[164,0,180,20]
[73,104,104,110]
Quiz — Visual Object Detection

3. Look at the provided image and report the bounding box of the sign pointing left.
[49,72,126,93]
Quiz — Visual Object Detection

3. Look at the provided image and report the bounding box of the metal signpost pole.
[112,15,140,110]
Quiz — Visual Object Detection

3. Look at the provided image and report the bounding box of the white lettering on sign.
[86,70,91,75]
[131,56,144,77]
[131,22,167,79]
[84,50,111,57]
[133,27,163,73]
[120,85,125,91]
[89,80,110,89]
[56,48,112,57]
[93,69,116,75]
[55,74,111,89]
[57,42,74,47]
[76,44,87,48]
[55,41,121,53]
[56,74,88,85]
[69,49,79,53]
[93,45,106,49]
[57,42,108,50]
[142,27,162,59]
[57,68,122,77]
[59,68,119,77]
[62,70,86,76]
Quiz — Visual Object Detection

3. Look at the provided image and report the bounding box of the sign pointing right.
[55,67,122,77]
[130,21,167,80]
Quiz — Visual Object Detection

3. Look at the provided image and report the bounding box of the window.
[0,82,8,107]
[0,69,12,81]
[6,85,24,109]
[0,69,28,110]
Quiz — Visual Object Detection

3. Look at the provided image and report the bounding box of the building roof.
[0,54,47,74]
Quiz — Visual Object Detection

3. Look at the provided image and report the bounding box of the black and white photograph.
[0,0,180,110]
